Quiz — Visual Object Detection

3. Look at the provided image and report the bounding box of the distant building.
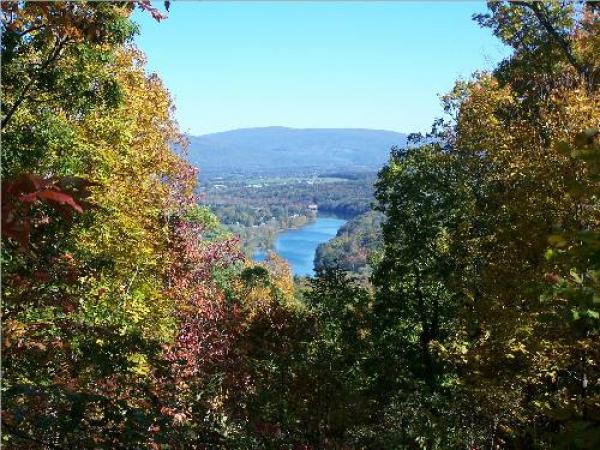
[308,203,318,211]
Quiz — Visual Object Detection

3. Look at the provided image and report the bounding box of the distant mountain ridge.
[186,126,408,174]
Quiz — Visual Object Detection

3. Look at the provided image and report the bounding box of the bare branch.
[17,24,45,37]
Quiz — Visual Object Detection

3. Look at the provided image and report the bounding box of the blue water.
[254,216,347,276]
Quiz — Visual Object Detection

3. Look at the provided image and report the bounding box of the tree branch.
[1,420,64,449]
[17,24,46,38]
[1,37,67,130]
[512,0,588,79]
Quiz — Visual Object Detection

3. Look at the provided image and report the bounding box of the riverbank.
[230,211,318,256]
[254,215,348,276]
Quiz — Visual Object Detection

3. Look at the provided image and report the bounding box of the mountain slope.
[187,126,407,174]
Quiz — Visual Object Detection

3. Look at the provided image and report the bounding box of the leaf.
[36,190,84,213]
[2,173,97,247]
[587,310,600,320]
[570,269,583,284]
[555,141,571,156]
[548,234,568,248]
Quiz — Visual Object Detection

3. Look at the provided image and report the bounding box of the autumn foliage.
[2,1,600,449]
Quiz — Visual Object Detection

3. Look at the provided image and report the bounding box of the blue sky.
[133,1,510,136]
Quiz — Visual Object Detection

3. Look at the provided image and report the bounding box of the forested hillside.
[2,2,599,449]
[202,171,376,255]
[188,127,407,175]
[314,211,383,277]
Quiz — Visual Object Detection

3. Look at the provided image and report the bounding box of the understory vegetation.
[1,1,599,449]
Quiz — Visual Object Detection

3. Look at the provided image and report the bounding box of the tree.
[368,144,471,449]
[1,2,193,447]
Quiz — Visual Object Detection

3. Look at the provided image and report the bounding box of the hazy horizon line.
[189,125,414,137]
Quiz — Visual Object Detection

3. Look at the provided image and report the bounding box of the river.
[253,215,347,276]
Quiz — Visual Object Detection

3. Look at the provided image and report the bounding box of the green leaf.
[549,234,568,248]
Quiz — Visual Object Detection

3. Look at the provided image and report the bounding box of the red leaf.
[2,173,95,247]
[36,190,84,213]
[19,192,40,204]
